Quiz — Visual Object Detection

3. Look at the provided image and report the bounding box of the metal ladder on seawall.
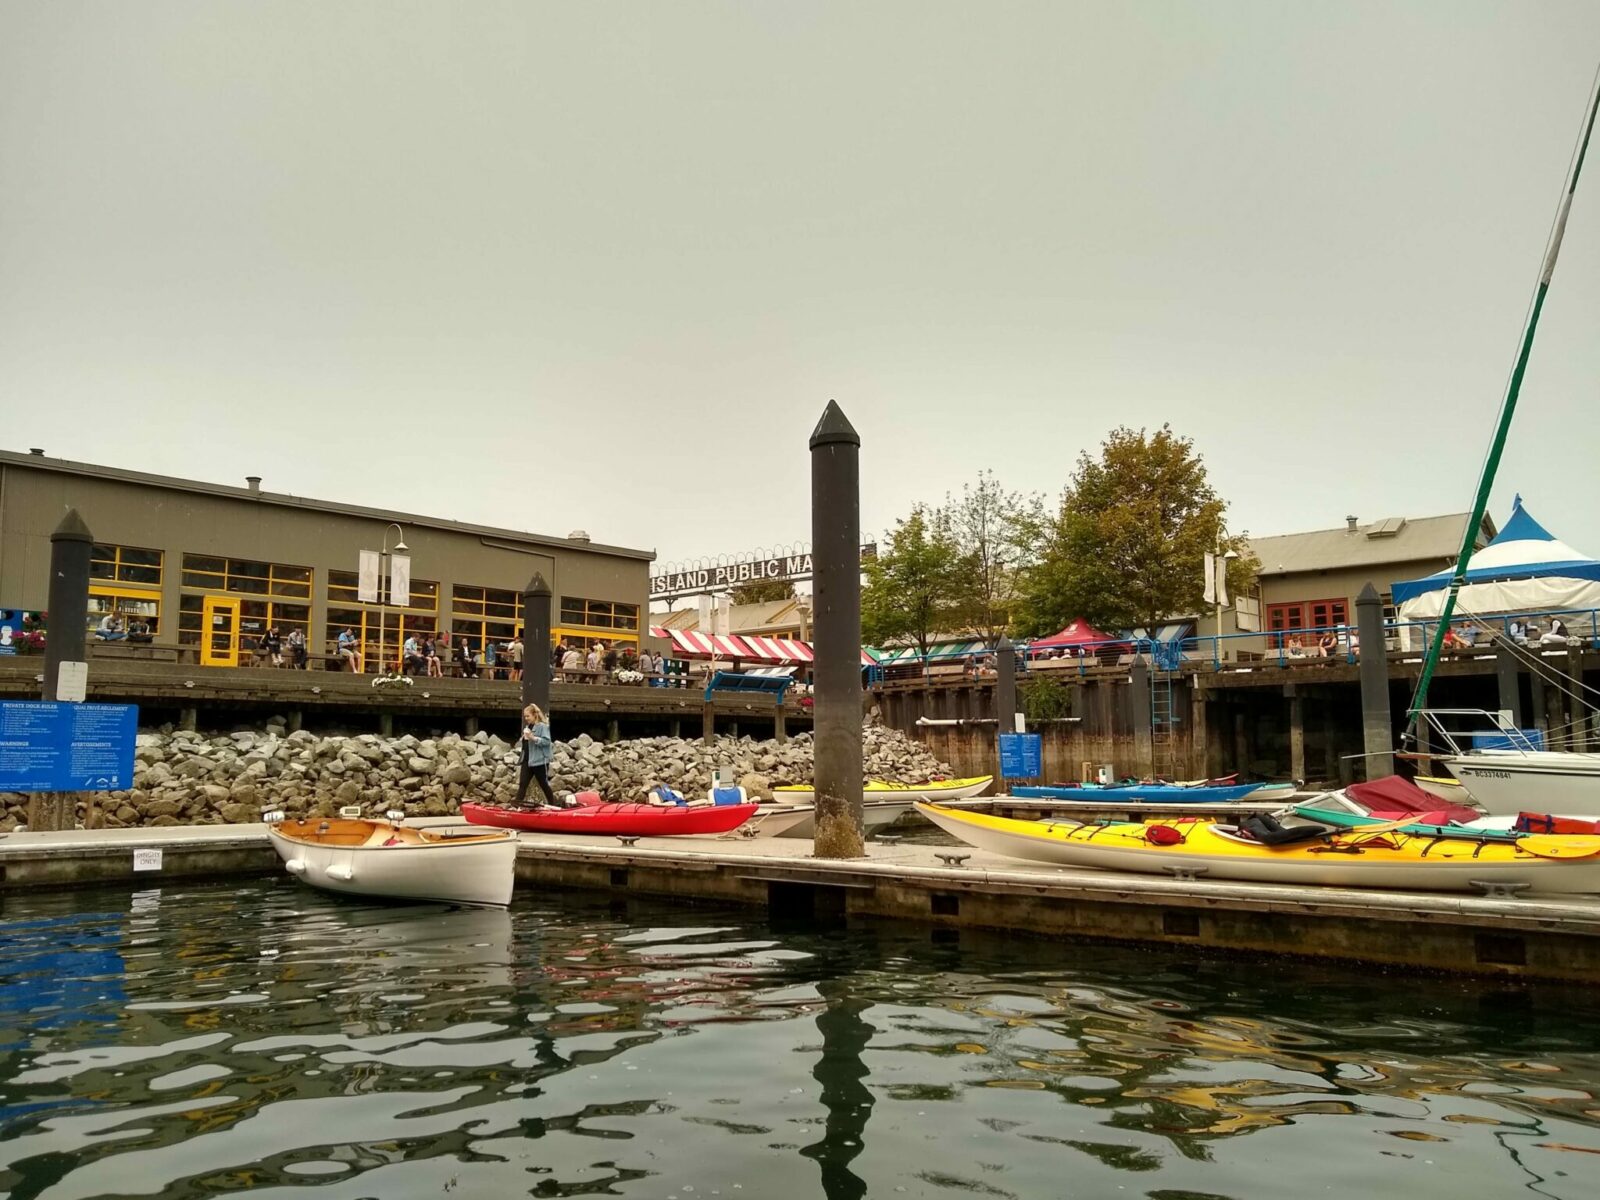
[1149,669,1178,776]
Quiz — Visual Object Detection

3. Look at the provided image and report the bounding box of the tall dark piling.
[995,635,1017,734]
[520,573,551,715]
[1495,643,1523,726]
[33,509,93,831]
[1356,583,1394,778]
[810,401,864,858]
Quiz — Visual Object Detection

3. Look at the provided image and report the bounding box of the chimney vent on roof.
[28,448,44,456]
[568,530,591,543]
[1345,515,1359,532]
[246,476,262,494]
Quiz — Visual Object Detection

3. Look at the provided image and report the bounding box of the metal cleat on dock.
[1470,880,1532,899]
[617,836,641,847]
[934,852,970,867]
[1161,864,1209,881]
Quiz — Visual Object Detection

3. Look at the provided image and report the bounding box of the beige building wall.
[0,457,650,659]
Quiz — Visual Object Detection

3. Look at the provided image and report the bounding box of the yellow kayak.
[774,775,993,803]
[916,803,1600,894]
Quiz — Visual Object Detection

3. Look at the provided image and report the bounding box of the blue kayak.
[1012,782,1295,803]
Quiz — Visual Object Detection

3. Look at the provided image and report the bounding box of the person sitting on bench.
[96,613,127,641]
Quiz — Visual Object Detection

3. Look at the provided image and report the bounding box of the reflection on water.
[0,882,1597,1200]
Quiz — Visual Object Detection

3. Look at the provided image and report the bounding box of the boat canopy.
[1391,497,1600,620]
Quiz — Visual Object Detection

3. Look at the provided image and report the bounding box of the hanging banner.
[1202,553,1217,606]
[358,550,381,603]
[696,594,713,633]
[388,554,411,608]
[1216,556,1229,607]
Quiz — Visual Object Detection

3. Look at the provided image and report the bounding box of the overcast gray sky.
[4,2,1599,570]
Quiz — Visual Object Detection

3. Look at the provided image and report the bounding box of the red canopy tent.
[1029,618,1126,651]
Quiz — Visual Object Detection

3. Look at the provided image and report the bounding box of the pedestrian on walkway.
[514,703,557,807]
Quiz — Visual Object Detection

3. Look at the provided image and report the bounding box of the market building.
[0,449,653,668]
[1242,511,1497,640]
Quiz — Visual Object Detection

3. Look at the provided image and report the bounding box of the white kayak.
[770,775,993,804]
[267,811,518,906]
[748,799,915,839]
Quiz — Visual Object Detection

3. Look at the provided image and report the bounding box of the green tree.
[861,505,966,657]
[944,470,1042,646]
[729,578,796,605]
[1018,425,1256,636]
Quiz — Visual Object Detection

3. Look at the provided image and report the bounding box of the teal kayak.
[1291,803,1523,842]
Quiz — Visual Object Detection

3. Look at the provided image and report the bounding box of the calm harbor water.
[2,883,1599,1200]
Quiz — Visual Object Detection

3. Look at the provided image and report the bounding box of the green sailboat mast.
[1406,70,1600,732]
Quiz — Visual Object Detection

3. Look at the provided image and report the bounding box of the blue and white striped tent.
[1392,497,1600,621]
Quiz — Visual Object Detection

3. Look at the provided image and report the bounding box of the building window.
[182,555,311,598]
[178,595,312,651]
[87,544,164,636]
[1266,598,1349,646]
[451,585,520,658]
[91,543,163,587]
[556,595,639,650]
[558,596,639,632]
[177,555,313,650]
[325,571,441,671]
[328,569,438,611]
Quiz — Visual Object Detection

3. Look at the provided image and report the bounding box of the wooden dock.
[4,818,1598,984]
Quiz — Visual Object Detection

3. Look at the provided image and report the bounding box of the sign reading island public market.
[650,545,876,600]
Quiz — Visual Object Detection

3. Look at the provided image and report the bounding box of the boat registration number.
[1464,769,1512,779]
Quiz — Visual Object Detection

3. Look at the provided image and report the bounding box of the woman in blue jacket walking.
[514,703,557,807]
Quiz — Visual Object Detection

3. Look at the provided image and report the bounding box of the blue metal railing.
[867,603,1600,682]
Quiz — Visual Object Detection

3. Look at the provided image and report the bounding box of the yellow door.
[201,596,241,667]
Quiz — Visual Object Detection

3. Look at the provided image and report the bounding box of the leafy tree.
[729,578,796,605]
[861,505,966,656]
[1018,425,1256,636]
[944,470,1042,646]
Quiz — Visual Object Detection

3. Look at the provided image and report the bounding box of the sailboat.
[1402,71,1600,819]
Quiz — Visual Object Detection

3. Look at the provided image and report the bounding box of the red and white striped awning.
[661,629,754,659]
[740,635,813,663]
[650,626,874,666]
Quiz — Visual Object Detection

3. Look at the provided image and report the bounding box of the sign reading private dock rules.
[998,733,1042,780]
[0,701,138,793]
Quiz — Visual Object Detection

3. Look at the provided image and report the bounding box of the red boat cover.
[1346,775,1480,825]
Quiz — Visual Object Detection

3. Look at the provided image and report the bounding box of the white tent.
[1392,497,1600,622]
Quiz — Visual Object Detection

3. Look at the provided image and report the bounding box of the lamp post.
[376,522,407,675]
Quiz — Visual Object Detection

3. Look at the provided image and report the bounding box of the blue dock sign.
[0,702,139,792]
[998,732,1042,780]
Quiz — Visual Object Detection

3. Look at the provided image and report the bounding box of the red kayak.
[462,800,759,836]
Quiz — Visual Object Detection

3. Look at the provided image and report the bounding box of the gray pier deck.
[3,819,1598,984]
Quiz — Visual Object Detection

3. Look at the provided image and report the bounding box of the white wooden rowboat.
[267,809,518,906]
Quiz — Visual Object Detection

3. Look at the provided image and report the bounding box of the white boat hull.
[269,826,518,906]
[1443,753,1600,817]
[917,805,1600,894]
[752,799,914,839]
[771,777,993,804]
